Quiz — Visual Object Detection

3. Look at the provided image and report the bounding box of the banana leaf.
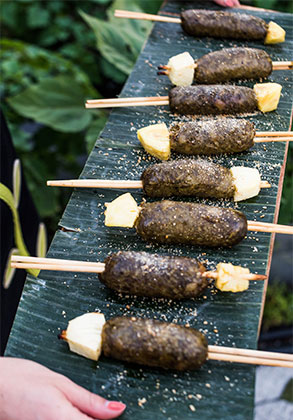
[5,1,293,419]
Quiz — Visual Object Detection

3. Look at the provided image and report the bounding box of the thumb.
[60,378,126,420]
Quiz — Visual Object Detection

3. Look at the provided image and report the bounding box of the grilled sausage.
[102,317,208,370]
[169,118,255,155]
[194,48,273,84]
[141,159,235,198]
[181,10,268,41]
[99,251,208,299]
[135,201,247,247]
[169,85,257,115]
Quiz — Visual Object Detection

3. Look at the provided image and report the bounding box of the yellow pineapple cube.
[60,313,106,361]
[265,21,286,44]
[253,83,282,113]
[104,193,139,228]
[137,123,170,160]
[230,167,261,202]
[167,52,195,86]
[215,263,250,293]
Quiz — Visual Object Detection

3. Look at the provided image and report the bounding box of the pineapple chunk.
[167,52,195,87]
[137,123,170,160]
[265,21,286,44]
[230,167,261,202]
[215,263,249,293]
[60,313,106,361]
[254,83,282,113]
[104,193,139,228]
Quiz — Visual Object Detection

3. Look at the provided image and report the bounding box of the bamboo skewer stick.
[208,345,293,362]
[114,9,181,24]
[207,352,293,368]
[85,97,169,108]
[158,61,293,74]
[47,179,271,189]
[247,221,293,235]
[10,255,265,281]
[255,131,293,137]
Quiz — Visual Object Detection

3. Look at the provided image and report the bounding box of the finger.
[58,400,93,420]
[60,378,126,420]
[213,0,240,7]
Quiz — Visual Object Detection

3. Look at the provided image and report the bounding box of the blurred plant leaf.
[80,7,151,76]
[85,112,108,153]
[36,222,47,258]
[13,159,22,209]
[27,3,50,29]
[22,157,60,218]
[280,378,293,403]
[3,248,19,289]
[0,39,97,97]
[0,183,39,277]
[7,75,94,133]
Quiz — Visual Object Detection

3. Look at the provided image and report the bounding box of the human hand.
[0,357,126,420]
[213,0,241,7]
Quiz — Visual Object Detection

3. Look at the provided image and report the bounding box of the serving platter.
[5,1,293,419]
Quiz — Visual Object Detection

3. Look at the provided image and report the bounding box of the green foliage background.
[1,0,162,233]
[1,0,292,329]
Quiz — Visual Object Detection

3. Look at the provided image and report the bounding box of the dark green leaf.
[80,8,151,75]
[7,75,93,133]
[27,4,50,29]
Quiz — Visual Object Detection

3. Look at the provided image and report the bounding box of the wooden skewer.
[247,221,293,235]
[47,179,271,189]
[207,351,293,368]
[255,131,293,137]
[158,61,293,73]
[203,272,266,281]
[208,345,293,362]
[114,9,181,24]
[10,255,265,281]
[85,97,169,109]
[10,255,105,268]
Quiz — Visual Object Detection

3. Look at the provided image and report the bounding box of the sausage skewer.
[102,195,293,246]
[11,252,267,297]
[47,159,271,202]
[85,83,282,114]
[126,119,293,159]
[114,9,286,44]
[158,48,292,86]
[58,313,293,368]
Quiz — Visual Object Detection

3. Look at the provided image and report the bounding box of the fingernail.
[107,401,126,411]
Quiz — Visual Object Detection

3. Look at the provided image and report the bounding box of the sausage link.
[194,47,272,84]
[169,118,255,155]
[181,10,267,40]
[135,201,247,247]
[102,317,208,370]
[141,159,235,198]
[169,85,257,115]
[99,251,208,299]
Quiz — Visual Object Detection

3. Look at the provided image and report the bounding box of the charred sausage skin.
[169,86,258,115]
[194,48,272,84]
[141,159,235,199]
[99,251,208,299]
[135,201,247,247]
[181,10,268,40]
[169,118,255,155]
[102,317,208,370]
